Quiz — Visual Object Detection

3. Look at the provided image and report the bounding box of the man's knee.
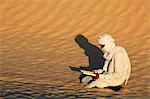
[81,76,93,85]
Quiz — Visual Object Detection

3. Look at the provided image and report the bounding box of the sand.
[0,0,150,98]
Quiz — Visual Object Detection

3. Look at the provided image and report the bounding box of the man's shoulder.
[116,46,126,51]
[115,46,127,55]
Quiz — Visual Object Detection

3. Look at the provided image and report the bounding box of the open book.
[80,70,96,76]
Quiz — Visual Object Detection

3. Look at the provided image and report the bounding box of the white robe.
[84,46,131,88]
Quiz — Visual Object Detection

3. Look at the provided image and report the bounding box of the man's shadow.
[75,34,105,70]
[70,34,105,81]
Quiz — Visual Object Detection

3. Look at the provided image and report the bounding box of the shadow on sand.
[74,34,105,70]
[70,34,105,83]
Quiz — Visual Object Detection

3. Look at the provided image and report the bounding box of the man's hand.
[91,70,96,73]
[80,70,84,73]
[92,69,104,74]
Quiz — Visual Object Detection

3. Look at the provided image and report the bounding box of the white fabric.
[103,45,117,72]
[98,33,115,45]
[98,33,116,53]
[81,76,93,85]
[85,46,131,88]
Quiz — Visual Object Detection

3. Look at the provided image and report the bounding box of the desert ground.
[0,0,150,98]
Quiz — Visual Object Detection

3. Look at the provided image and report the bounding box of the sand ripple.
[0,0,150,98]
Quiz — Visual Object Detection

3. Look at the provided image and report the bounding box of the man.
[81,33,131,88]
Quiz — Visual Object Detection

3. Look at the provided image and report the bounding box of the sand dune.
[0,0,150,98]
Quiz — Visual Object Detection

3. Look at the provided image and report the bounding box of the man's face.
[98,38,105,51]
[98,38,109,53]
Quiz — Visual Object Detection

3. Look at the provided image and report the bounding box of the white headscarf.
[98,33,115,45]
[98,33,116,72]
[98,33,116,53]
